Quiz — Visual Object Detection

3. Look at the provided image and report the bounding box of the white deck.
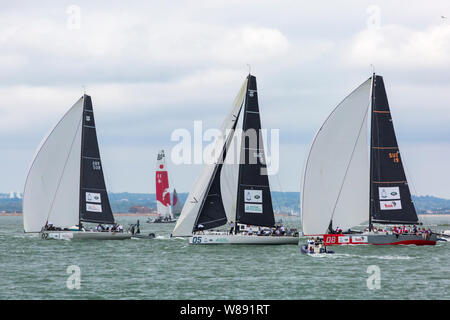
[39,231,131,240]
[189,234,299,245]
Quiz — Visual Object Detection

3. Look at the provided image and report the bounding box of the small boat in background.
[150,150,177,223]
[437,230,450,242]
[301,239,334,254]
[23,94,131,240]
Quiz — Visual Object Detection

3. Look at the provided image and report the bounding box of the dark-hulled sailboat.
[172,74,298,244]
[23,95,130,240]
[301,74,436,245]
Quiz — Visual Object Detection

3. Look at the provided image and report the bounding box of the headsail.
[369,75,419,225]
[236,75,275,227]
[23,98,84,232]
[79,95,115,224]
[192,82,246,232]
[301,79,371,235]
[172,78,247,237]
[156,150,172,219]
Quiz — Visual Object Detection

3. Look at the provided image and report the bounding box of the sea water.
[0,216,448,300]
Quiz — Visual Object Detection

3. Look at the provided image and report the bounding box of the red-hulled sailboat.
[301,74,436,246]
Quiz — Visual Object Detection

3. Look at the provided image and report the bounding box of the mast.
[78,95,115,225]
[369,73,375,230]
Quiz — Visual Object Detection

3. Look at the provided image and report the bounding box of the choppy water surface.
[0,216,449,300]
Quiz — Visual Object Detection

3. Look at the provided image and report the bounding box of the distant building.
[8,192,22,199]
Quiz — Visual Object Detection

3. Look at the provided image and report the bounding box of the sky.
[0,0,449,198]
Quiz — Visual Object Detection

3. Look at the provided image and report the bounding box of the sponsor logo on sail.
[253,152,264,159]
[378,187,400,200]
[244,190,262,203]
[86,192,101,203]
[244,203,263,213]
[380,200,402,211]
[86,203,102,213]
[92,160,101,170]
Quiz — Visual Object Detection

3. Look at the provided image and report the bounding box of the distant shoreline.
[0,213,158,217]
[0,212,296,217]
[2,213,450,218]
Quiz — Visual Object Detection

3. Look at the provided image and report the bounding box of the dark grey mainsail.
[79,95,115,225]
[236,75,275,228]
[369,75,419,225]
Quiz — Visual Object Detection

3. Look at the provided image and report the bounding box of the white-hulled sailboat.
[172,74,299,245]
[301,74,436,246]
[23,94,131,240]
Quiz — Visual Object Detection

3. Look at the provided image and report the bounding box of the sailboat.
[172,74,299,244]
[172,189,182,218]
[301,74,437,246]
[23,94,131,240]
[151,150,176,223]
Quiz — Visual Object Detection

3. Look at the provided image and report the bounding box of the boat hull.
[39,231,132,240]
[189,234,299,245]
[149,220,177,224]
[323,233,437,246]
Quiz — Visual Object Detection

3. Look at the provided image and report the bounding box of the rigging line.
[384,103,419,201]
[396,140,419,200]
[202,217,227,225]
[46,114,83,224]
[274,173,288,216]
[100,144,114,197]
[330,100,370,223]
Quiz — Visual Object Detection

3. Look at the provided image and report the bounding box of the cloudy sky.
[1,0,449,198]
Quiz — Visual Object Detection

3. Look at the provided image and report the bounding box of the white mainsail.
[301,78,372,235]
[23,97,84,232]
[172,78,247,237]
